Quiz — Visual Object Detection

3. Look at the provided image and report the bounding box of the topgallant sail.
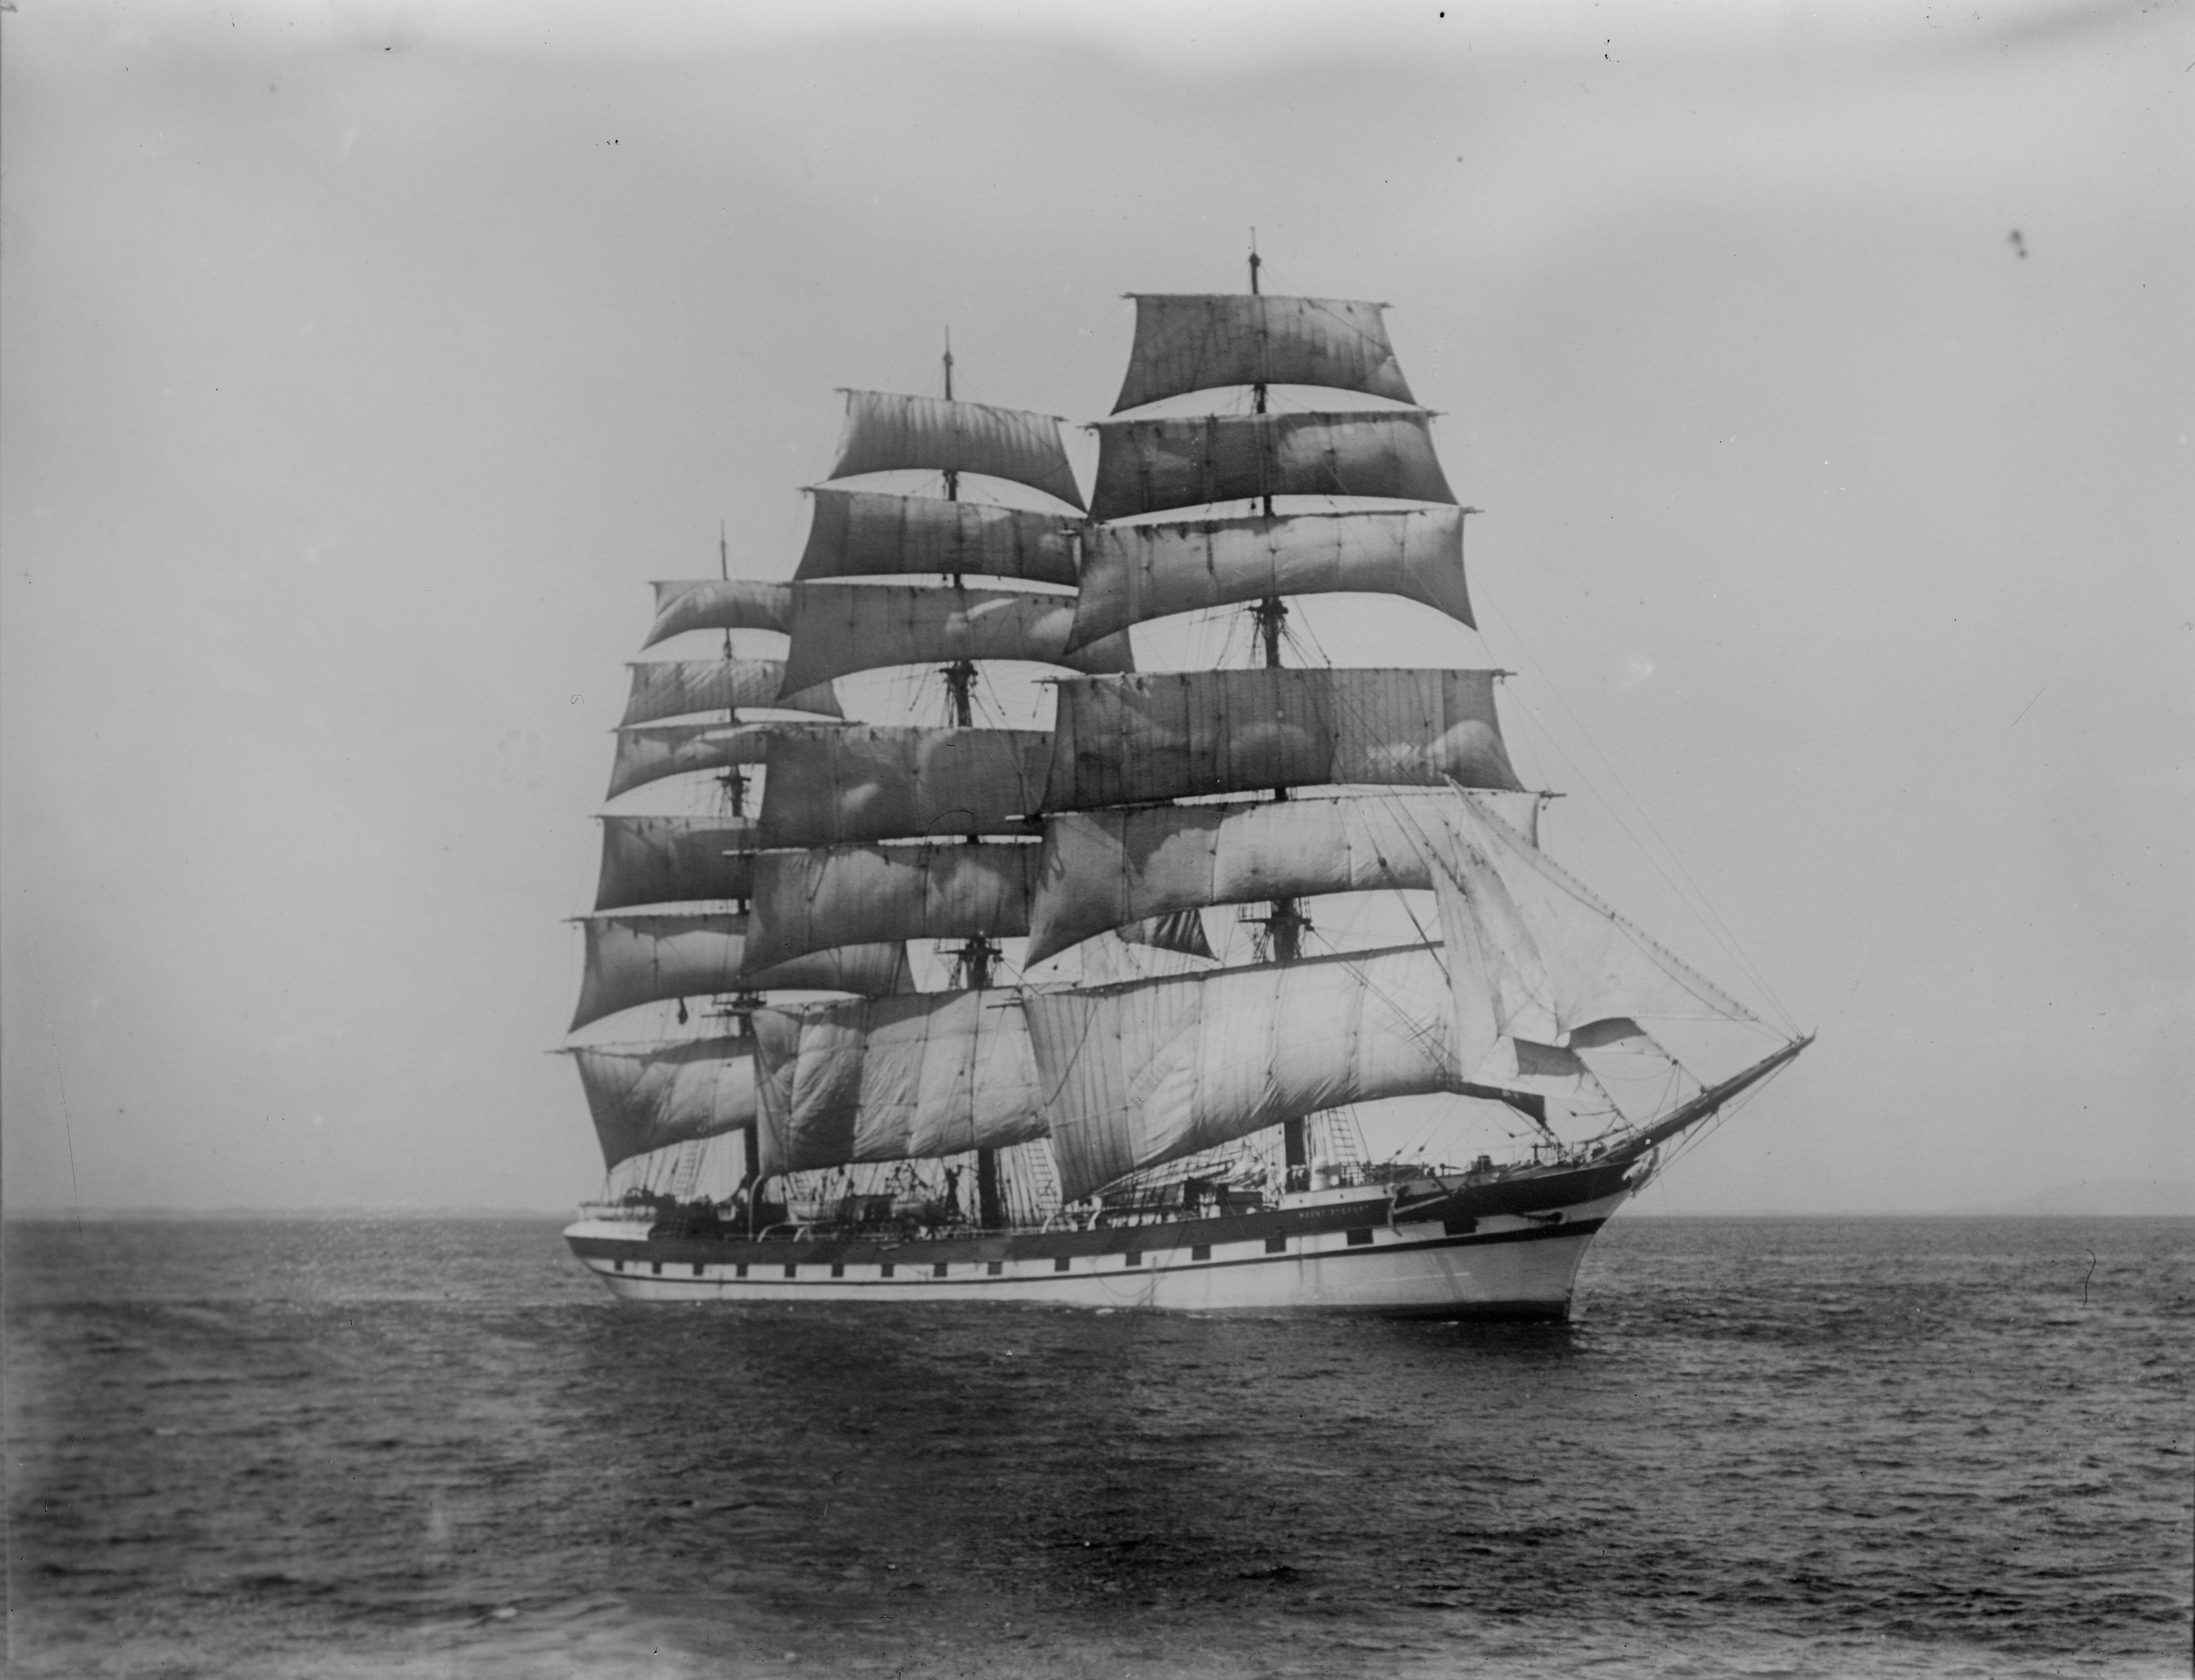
[559,263,1809,1317]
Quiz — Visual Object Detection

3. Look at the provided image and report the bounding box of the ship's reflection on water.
[7,1216,2187,1679]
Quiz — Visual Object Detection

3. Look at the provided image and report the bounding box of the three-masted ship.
[561,262,1809,1317]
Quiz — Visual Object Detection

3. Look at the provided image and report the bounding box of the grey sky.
[2,0,2187,1215]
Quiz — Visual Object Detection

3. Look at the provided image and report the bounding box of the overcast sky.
[3,0,2187,1215]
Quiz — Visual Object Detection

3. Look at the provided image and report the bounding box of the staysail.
[1111,293,1416,412]
[642,580,796,646]
[753,726,1050,850]
[1089,411,1455,522]
[752,991,1045,1175]
[593,815,758,911]
[571,1037,757,1169]
[1432,792,1757,1074]
[828,390,1086,510]
[798,488,1080,587]
[777,585,1134,698]
[620,660,844,727]
[1044,668,1523,811]
[1068,508,1472,650]
[744,842,1039,973]
[1023,788,1542,965]
[569,912,914,1029]
[1024,943,1462,1201]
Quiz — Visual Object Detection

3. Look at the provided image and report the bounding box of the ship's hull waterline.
[565,1164,1642,1320]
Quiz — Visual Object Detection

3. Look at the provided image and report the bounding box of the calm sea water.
[5,1215,2188,1679]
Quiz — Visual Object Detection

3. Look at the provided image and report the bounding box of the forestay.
[1069,508,1473,649]
[593,815,758,911]
[1025,943,1461,1202]
[1111,294,1415,412]
[744,842,1040,974]
[828,390,1086,510]
[752,991,1045,1175]
[571,1037,756,1170]
[777,585,1133,698]
[1088,411,1455,521]
[569,912,914,1029]
[1023,788,1541,964]
[1431,792,1756,1082]
[798,488,1080,587]
[754,726,1051,850]
[1044,668,1524,811]
[642,580,796,646]
[620,660,844,727]
[605,720,845,800]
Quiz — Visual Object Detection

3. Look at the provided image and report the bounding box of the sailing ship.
[561,258,1809,1318]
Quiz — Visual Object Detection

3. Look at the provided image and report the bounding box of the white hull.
[565,1186,1632,1318]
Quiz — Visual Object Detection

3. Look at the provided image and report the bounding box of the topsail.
[1068,507,1473,650]
[828,390,1085,510]
[593,815,758,911]
[753,725,1052,850]
[1044,667,1524,811]
[605,720,845,801]
[777,585,1134,699]
[1111,293,1415,412]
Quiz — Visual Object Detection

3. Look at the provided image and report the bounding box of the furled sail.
[753,726,1051,850]
[1044,668,1524,811]
[798,488,1080,587]
[1068,508,1471,650]
[1023,788,1542,964]
[569,912,913,1030]
[752,991,1045,1175]
[1431,792,1757,1078]
[642,580,795,647]
[828,390,1086,510]
[744,842,1039,974]
[1088,411,1455,522]
[1024,943,1461,1201]
[777,585,1133,699]
[620,660,844,727]
[593,815,757,911]
[1111,294,1415,412]
[605,720,846,800]
[571,1037,756,1170]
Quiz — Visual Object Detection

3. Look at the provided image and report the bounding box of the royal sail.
[828,390,1085,510]
[753,991,1044,1175]
[1111,293,1416,411]
[1044,667,1523,811]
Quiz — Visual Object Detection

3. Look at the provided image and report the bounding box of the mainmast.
[1245,235,1310,1187]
